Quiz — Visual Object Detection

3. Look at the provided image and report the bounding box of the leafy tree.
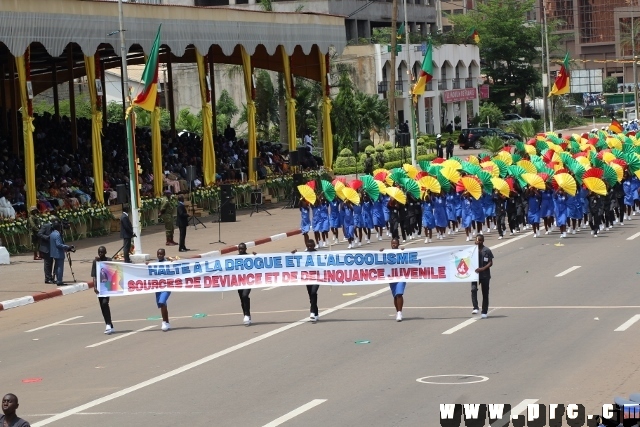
[216,89,238,129]
[294,77,321,139]
[331,71,358,151]
[482,136,505,154]
[254,70,278,140]
[603,77,618,94]
[477,102,503,127]
[176,108,203,137]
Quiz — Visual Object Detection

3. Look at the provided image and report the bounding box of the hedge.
[333,153,436,175]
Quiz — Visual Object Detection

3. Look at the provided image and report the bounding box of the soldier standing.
[160,191,176,246]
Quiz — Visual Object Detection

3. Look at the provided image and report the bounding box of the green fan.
[590,152,605,169]
[559,152,573,165]
[450,156,463,164]
[361,175,380,201]
[492,159,509,177]
[399,177,421,199]
[529,154,542,164]
[462,162,483,176]
[568,140,581,154]
[612,148,625,159]
[428,165,443,175]
[623,141,636,153]
[435,170,451,193]
[538,166,555,180]
[389,168,407,184]
[569,163,586,185]
[511,153,522,163]
[477,152,491,162]
[515,140,526,154]
[547,135,563,144]
[476,170,494,193]
[507,164,527,179]
[418,160,430,172]
[321,180,336,202]
[536,140,549,152]
[602,164,618,186]
[595,138,608,151]
[623,153,640,174]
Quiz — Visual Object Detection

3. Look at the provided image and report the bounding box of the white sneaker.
[599,224,604,230]
[396,311,403,322]
[498,236,503,240]
[366,239,370,244]
[493,225,497,230]
[479,231,483,235]
[428,238,432,243]
[358,242,362,247]
[593,234,598,238]
[402,239,406,243]
[448,229,452,235]
[310,313,318,323]
[561,232,567,238]
[348,243,353,249]
[606,227,610,231]
[533,233,536,238]
[314,244,319,249]
[472,231,476,237]
[481,313,488,319]
[378,235,382,241]
[486,228,491,233]
[161,322,170,332]
[571,229,576,235]
[243,315,251,326]
[590,230,594,235]
[472,309,478,314]
[104,325,113,335]
[545,230,550,235]
[425,238,429,243]
[509,231,514,236]
[466,236,470,242]
[621,222,625,225]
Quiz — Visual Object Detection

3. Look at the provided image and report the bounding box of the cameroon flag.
[549,52,570,97]
[397,22,405,40]
[412,42,433,98]
[609,118,623,133]
[469,28,479,43]
[132,25,161,111]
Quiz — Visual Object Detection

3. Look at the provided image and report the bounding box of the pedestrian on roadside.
[292,239,320,322]
[177,195,190,252]
[154,248,172,331]
[92,246,114,335]
[445,137,454,159]
[49,221,74,286]
[435,134,444,158]
[0,393,30,427]
[380,238,406,322]
[37,216,56,283]
[237,242,257,326]
[471,234,493,318]
[160,191,176,246]
[120,206,134,263]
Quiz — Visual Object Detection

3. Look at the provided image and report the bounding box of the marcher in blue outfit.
[300,201,311,245]
[470,196,486,235]
[372,197,385,240]
[382,195,391,236]
[540,187,554,234]
[421,193,436,243]
[525,187,541,237]
[329,199,342,243]
[353,202,363,245]
[445,191,458,235]
[432,194,448,239]
[311,201,323,248]
[566,190,582,234]
[342,201,355,248]
[319,199,330,247]
[460,193,474,241]
[481,192,495,232]
[361,196,374,244]
[553,190,568,238]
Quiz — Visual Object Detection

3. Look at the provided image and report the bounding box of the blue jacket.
[49,230,70,259]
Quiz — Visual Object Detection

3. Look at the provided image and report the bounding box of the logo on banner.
[99,264,125,294]
[454,257,471,279]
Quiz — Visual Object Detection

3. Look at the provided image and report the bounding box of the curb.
[0,228,301,312]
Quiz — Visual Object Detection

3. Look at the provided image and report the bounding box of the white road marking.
[615,314,640,332]
[555,266,581,277]
[59,283,89,295]
[490,232,531,249]
[86,326,156,348]
[262,286,278,291]
[26,316,83,333]
[32,287,388,427]
[261,399,327,427]
[442,318,478,335]
[626,231,640,241]
[489,399,538,427]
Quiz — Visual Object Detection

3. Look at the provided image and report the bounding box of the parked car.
[499,113,534,126]
[458,128,521,149]
[565,105,584,116]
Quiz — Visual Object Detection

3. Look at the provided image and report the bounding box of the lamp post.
[542,0,553,131]
[633,11,639,120]
[403,0,417,166]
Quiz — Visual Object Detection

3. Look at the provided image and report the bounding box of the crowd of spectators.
[0,113,322,219]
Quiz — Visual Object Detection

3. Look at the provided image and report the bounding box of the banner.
[97,246,478,296]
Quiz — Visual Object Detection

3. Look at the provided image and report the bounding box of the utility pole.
[389,0,398,143]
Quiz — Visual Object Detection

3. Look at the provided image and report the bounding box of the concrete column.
[445,98,455,130]
[248,0,255,5]
[472,95,480,122]
[432,94,442,135]
[228,0,236,5]
[347,20,358,42]
[460,101,468,130]
[410,22,418,34]
[362,20,371,40]
[418,95,426,133]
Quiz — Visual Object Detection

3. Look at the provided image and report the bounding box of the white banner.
[97,246,479,296]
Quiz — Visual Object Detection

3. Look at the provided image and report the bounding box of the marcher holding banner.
[92,246,114,335]
[381,238,406,322]
[292,239,321,323]
[153,248,172,331]
[237,243,257,326]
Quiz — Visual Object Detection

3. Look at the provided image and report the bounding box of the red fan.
[374,171,388,181]
[611,158,628,169]
[415,171,429,180]
[332,177,346,185]
[551,179,559,192]
[560,142,568,151]
[455,180,465,193]
[527,138,537,145]
[478,154,490,162]
[587,137,598,145]
[543,151,555,163]
[504,177,515,192]
[581,133,589,139]
[432,157,445,164]
[629,131,637,137]
[349,179,363,190]
[573,152,587,158]
[502,145,512,153]
[583,168,603,180]
[555,168,568,175]
[596,149,611,160]
[306,180,316,190]
[538,172,550,182]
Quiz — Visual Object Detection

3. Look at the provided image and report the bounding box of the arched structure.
[0,0,346,207]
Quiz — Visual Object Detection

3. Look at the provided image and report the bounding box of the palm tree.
[482,135,505,155]
[509,120,536,140]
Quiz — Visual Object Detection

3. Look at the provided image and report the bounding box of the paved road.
[2,214,640,426]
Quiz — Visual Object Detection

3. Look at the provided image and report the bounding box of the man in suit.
[49,221,74,286]
[176,195,190,252]
[120,207,134,263]
[37,216,57,283]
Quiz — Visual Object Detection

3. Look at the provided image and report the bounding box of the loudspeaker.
[253,157,260,171]
[297,147,307,159]
[293,173,305,186]
[251,190,263,205]
[116,184,128,205]
[221,203,236,222]
[353,140,359,154]
[220,184,233,200]
[186,165,196,182]
[289,151,299,166]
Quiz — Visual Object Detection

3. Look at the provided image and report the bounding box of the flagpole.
[118,0,143,256]
[543,0,553,131]
[403,0,417,166]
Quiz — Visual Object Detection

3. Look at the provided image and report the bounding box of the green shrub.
[359,139,373,152]
[334,155,356,168]
[364,145,376,154]
[383,142,394,150]
[417,137,426,146]
[339,148,354,156]
[375,144,385,152]
[333,153,436,175]
[417,145,428,156]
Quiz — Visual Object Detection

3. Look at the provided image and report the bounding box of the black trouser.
[389,217,400,239]
[123,238,131,263]
[178,225,187,250]
[507,213,518,232]
[238,289,251,316]
[496,213,506,237]
[589,213,601,233]
[617,197,625,222]
[306,285,319,316]
[41,252,53,282]
[98,297,113,327]
[471,278,490,314]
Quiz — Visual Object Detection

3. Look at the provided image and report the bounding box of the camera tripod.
[210,197,226,245]
[66,251,77,283]
[188,181,206,229]
[250,187,271,216]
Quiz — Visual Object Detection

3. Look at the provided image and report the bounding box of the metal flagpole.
[118,0,143,255]
[543,0,553,131]
[403,0,417,166]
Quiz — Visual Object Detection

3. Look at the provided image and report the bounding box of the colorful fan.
[385,187,407,204]
[492,159,509,177]
[440,167,461,183]
[476,170,494,192]
[462,162,483,176]
[374,170,389,182]
[482,165,499,178]
[435,170,452,193]
[389,168,407,184]
[491,177,510,197]
[536,139,549,153]
[403,163,419,179]
[415,171,429,180]
[517,160,537,174]
[361,175,380,201]
[348,179,363,191]
[417,176,441,194]
[306,180,316,190]
[494,151,513,166]
[467,155,480,165]
[375,180,388,195]
[333,180,346,197]
[459,176,482,200]
[553,173,577,196]
[583,177,607,196]
[432,157,445,164]
[602,164,619,186]
[623,153,640,175]
[507,164,527,179]
[399,177,421,199]
[607,137,622,150]
[522,173,546,190]
[332,176,346,185]
[538,172,550,183]
[610,162,624,182]
[342,187,361,205]
[442,159,462,170]
[321,180,336,202]
[297,184,317,204]
[583,168,603,180]
[418,160,430,171]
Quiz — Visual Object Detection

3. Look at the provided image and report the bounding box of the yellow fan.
[583,177,607,196]
[461,176,482,200]
[417,176,441,194]
[553,163,565,172]
[547,142,563,153]
[467,155,480,165]
[494,151,513,166]
[442,159,462,170]
[602,152,616,163]
[297,184,317,204]
[522,173,545,190]
[517,160,537,174]
[576,156,591,169]
[580,144,595,152]
[610,163,624,182]
[606,137,622,150]
[342,187,361,205]
[523,144,536,155]
[386,187,407,204]
[334,180,346,195]
[554,173,577,196]
[373,168,388,177]
[440,167,461,183]
[403,163,418,179]
[491,177,510,197]
[375,180,387,195]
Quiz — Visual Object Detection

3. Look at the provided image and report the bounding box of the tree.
[603,77,618,94]
[447,0,558,115]
[107,101,124,124]
[477,102,503,127]
[294,77,321,140]
[216,89,238,129]
[482,136,505,154]
[176,108,202,136]
[254,70,278,140]
[331,71,358,151]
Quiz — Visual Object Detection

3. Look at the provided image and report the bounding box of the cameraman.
[49,221,75,286]
[37,217,56,284]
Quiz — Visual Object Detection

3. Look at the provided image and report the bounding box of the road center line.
[442,318,477,335]
[490,232,530,249]
[86,326,156,348]
[261,399,327,427]
[25,316,83,333]
[626,231,640,241]
[555,266,581,277]
[615,314,640,332]
[262,286,278,291]
[32,287,388,427]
